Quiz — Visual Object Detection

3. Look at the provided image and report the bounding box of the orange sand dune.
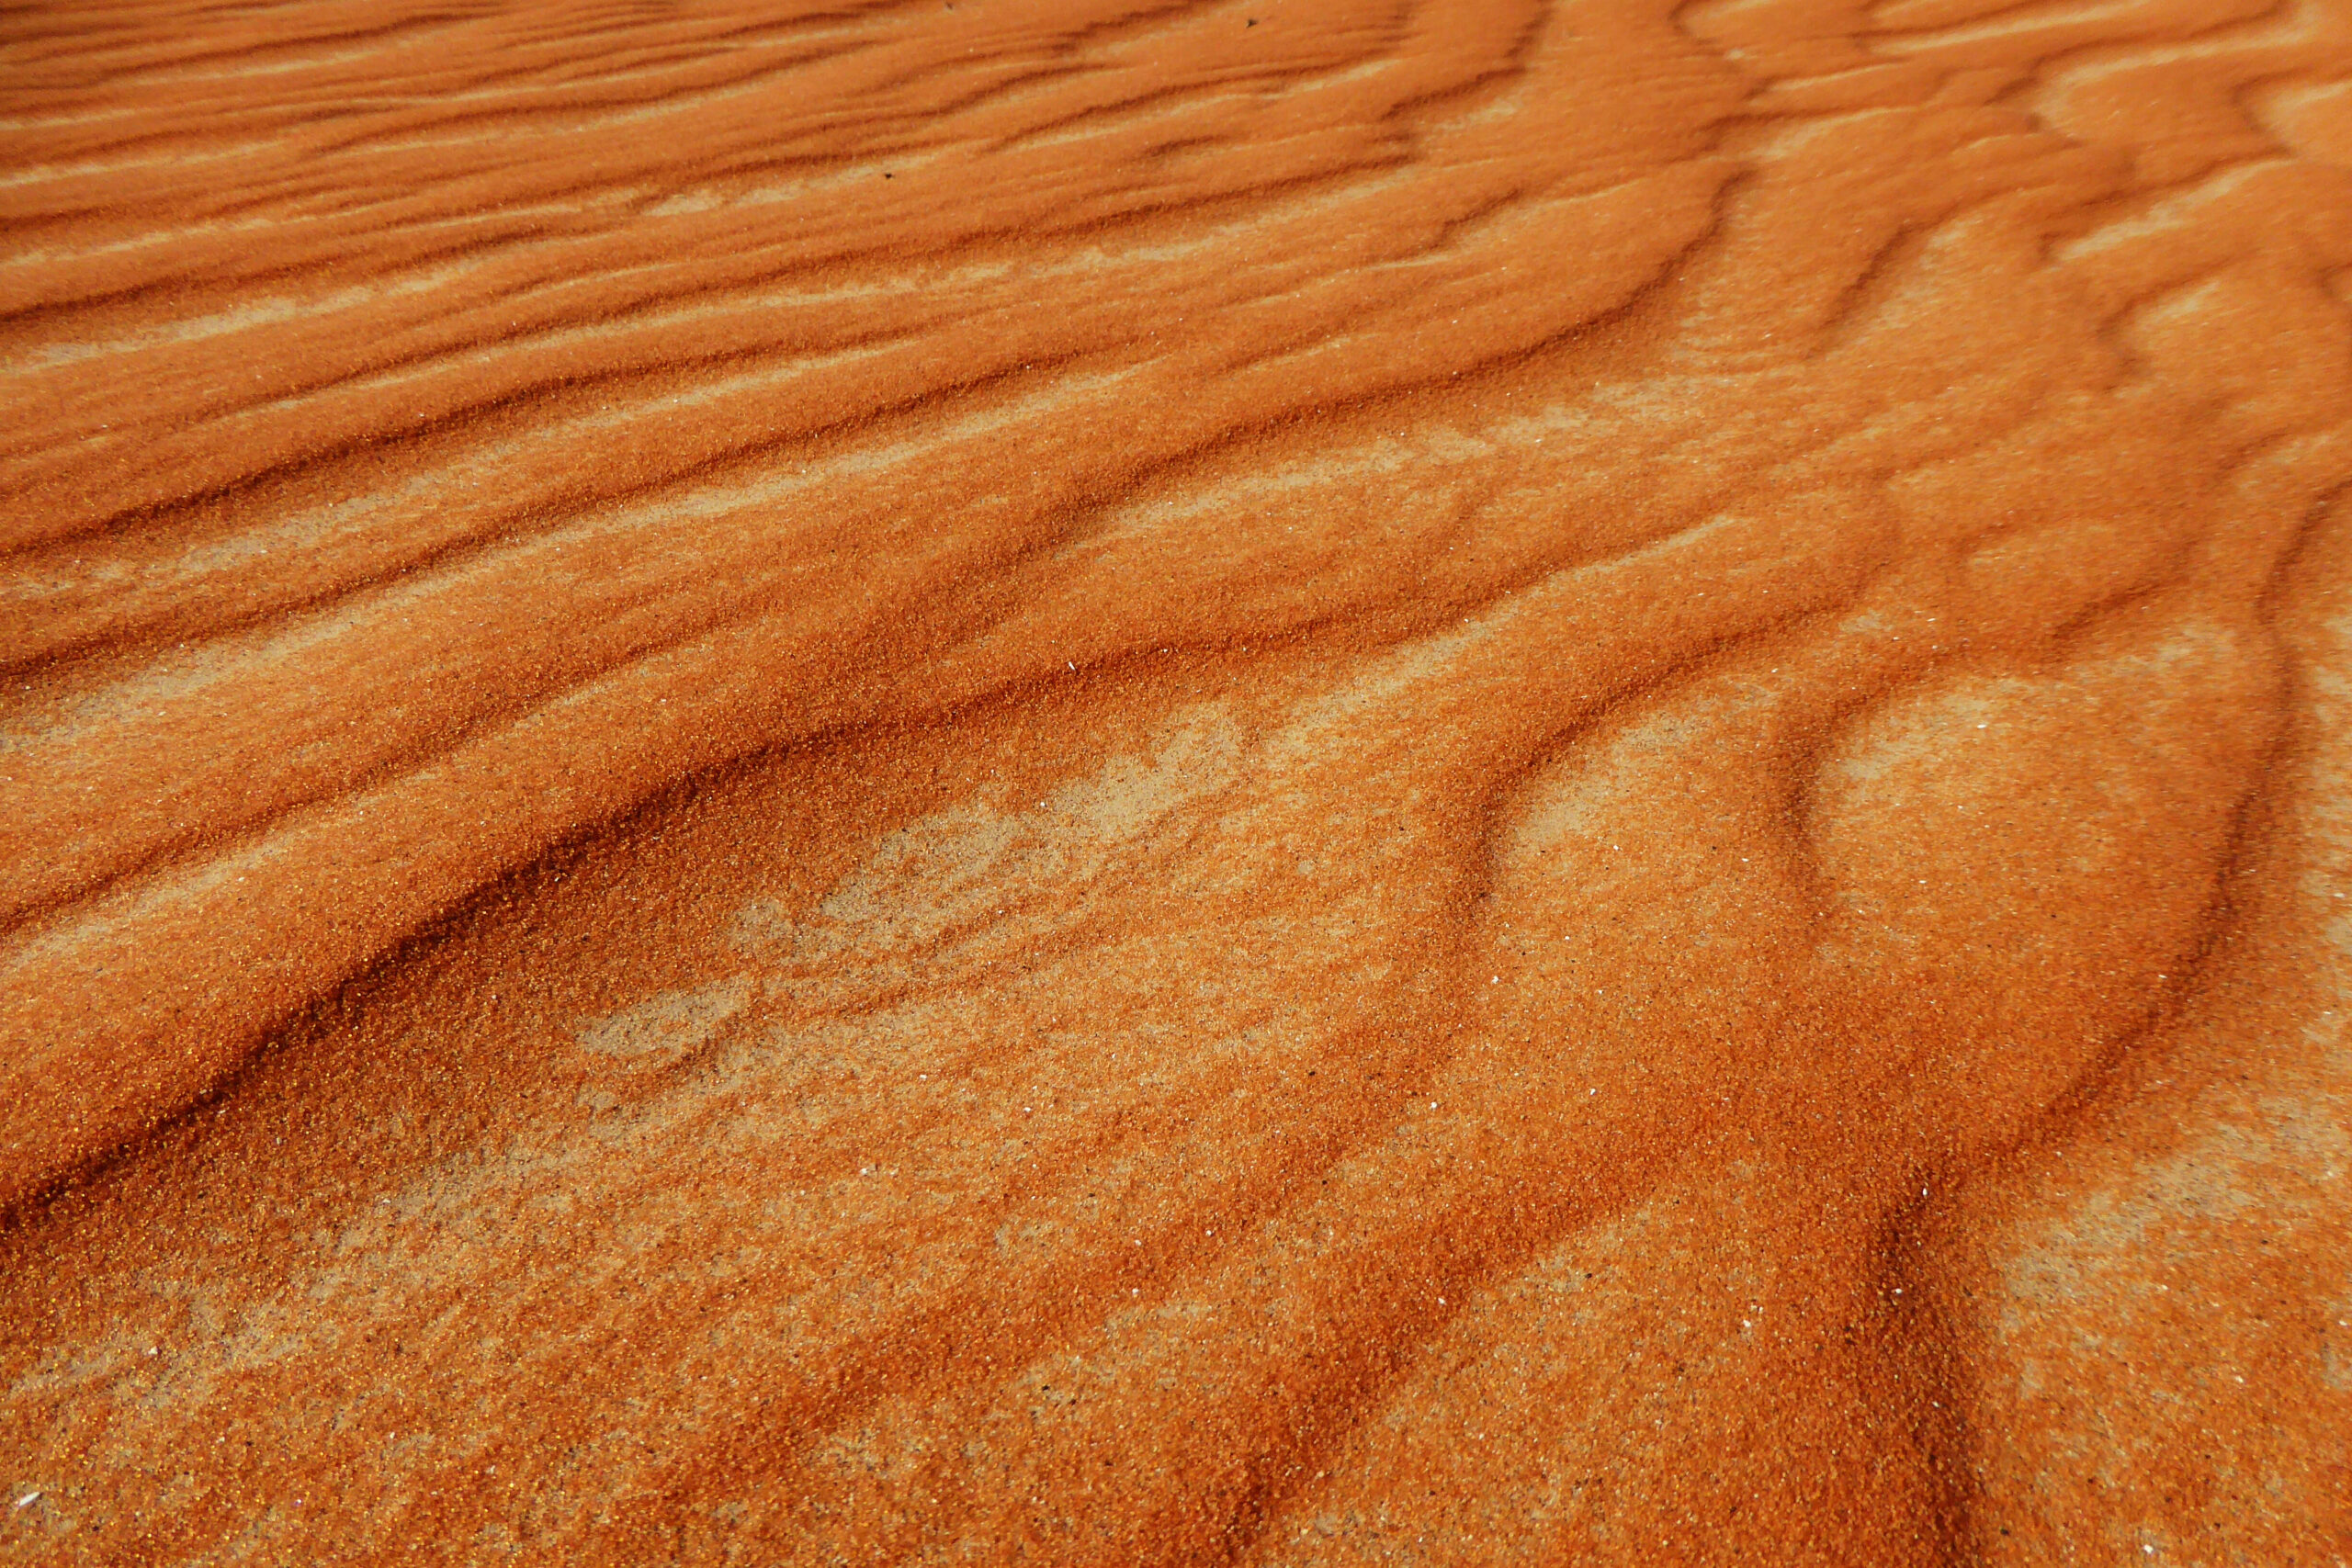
[4,0,2350,1560]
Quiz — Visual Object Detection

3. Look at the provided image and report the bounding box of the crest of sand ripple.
[4,0,2352,1559]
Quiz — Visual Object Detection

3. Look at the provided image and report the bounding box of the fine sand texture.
[6,0,2352,1562]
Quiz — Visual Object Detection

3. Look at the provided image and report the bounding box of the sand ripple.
[4,0,2349,1559]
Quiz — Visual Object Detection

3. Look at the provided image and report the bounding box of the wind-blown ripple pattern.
[2,0,2348,1560]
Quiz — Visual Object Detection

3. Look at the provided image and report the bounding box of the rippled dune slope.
[5,0,2352,1560]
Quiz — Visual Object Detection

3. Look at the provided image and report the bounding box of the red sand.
[3,0,2349,1561]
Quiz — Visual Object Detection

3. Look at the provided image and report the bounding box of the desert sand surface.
[4,0,2351,1561]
